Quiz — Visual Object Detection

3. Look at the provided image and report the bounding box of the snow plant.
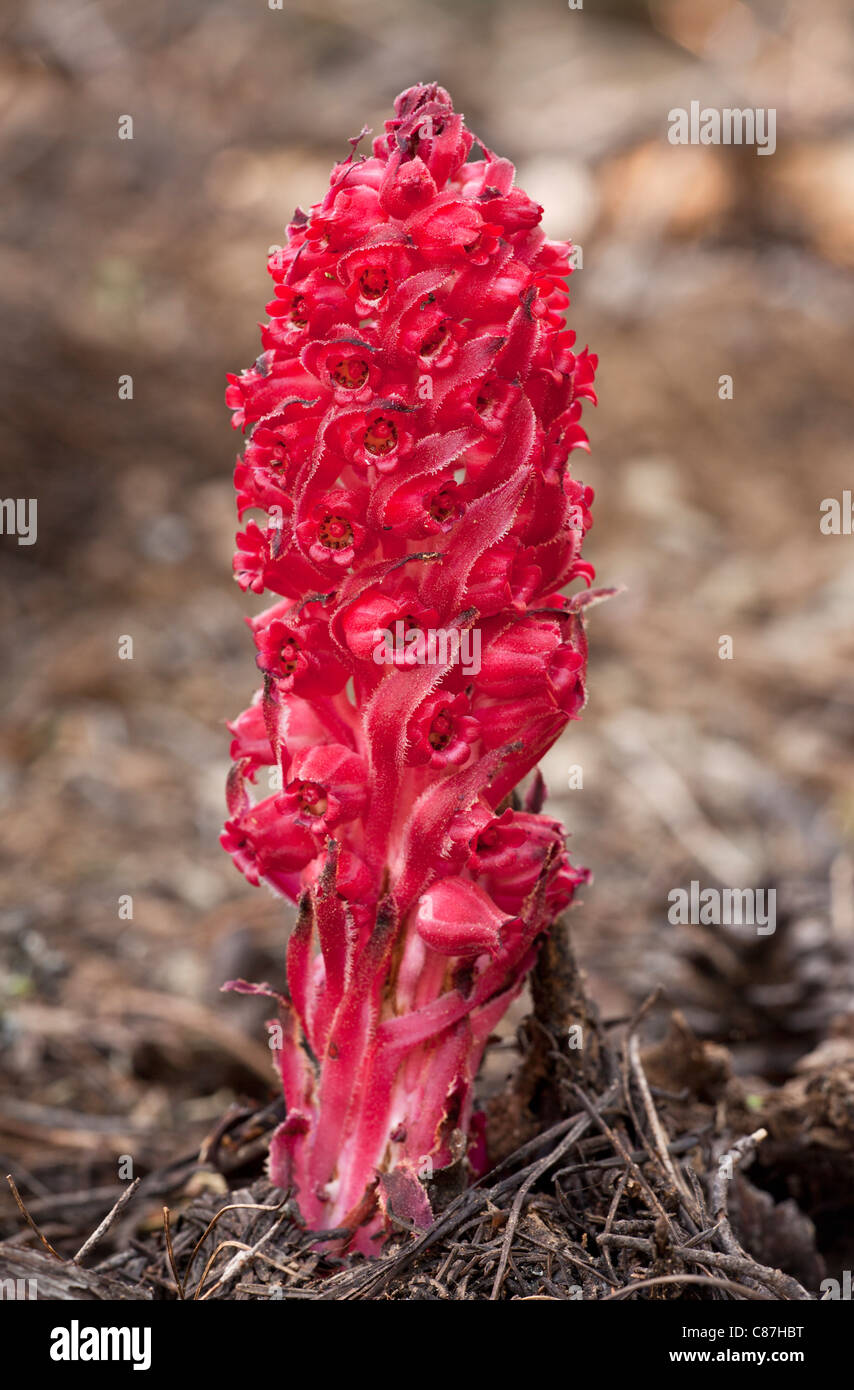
[222,83,598,1253]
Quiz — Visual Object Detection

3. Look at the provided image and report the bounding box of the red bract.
[222,83,599,1255]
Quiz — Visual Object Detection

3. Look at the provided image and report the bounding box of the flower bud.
[415,877,511,958]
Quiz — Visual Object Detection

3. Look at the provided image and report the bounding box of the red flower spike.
[223,84,599,1255]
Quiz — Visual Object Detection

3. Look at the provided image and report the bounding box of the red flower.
[284,744,368,833]
[382,473,468,538]
[466,541,541,616]
[406,691,480,769]
[337,582,439,663]
[265,272,354,343]
[466,807,527,875]
[294,488,369,569]
[337,239,414,315]
[475,614,585,706]
[339,408,414,476]
[253,603,349,697]
[221,794,316,893]
[227,698,273,775]
[475,811,590,917]
[302,336,381,404]
[306,183,382,253]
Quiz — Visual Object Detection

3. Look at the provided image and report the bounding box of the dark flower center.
[318,514,354,549]
[359,268,388,300]
[475,385,495,415]
[332,357,369,389]
[419,321,449,357]
[297,782,328,817]
[279,637,300,675]
[290,294,308,327]
[429,487,457,524]
[428,710,454,750]
[364,416,398,455]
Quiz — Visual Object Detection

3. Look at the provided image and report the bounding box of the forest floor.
[1,0,853,1297]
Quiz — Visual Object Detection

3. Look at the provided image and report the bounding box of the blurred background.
[1,0,853,1247]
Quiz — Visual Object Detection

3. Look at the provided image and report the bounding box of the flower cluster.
[223,83,598,1253]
